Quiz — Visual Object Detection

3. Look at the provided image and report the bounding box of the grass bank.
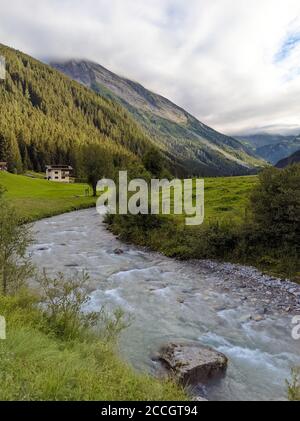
[0,171,95,222]
[0,172,186,401]
[0,292,186,401]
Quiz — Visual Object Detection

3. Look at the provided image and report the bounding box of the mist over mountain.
[52,60,265,176]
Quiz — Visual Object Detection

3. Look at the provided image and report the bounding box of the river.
[29,209,300,401]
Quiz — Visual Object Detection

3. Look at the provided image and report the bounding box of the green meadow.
[0,171,95,222]
[201,175,257,222]
[0,171,257,224]
[167,175,258,224]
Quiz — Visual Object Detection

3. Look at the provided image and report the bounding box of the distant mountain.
[239,134,300,164]
[51,60,265,177]
[276,149,300,168]
[0,44,159,174]
[239,133,295,148]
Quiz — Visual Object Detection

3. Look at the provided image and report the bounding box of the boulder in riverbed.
[158,342,228,386]
[251,315,265,322]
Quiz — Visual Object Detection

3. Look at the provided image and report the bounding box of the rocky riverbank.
[157,342,228,386]
[191,260,300,316]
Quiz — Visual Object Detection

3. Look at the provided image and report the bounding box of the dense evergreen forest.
[0,44,161,176]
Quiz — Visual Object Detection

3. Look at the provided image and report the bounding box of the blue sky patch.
[275,32,300,62]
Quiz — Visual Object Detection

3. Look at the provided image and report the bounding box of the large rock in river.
[158,342,228,386]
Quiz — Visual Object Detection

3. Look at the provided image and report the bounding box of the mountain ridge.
[239,133,300,164]
[0,44,162,175]
[276,149,300,168]
[52,59,265,176]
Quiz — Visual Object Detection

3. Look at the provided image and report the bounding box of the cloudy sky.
[1,0,300,135]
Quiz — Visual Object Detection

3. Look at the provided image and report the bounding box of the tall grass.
[0,289,186,401]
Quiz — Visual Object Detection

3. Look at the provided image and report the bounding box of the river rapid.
[29,209,300,401]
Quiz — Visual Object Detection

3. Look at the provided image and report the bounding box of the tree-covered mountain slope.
[276,149,300,168]
[0,44,163,174]
[52,60,265,176]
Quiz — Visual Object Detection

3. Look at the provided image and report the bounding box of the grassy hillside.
[0,44,160,175]
[52,60,265,176]
[0,171,95,222]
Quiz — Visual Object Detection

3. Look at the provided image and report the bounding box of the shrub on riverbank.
[106,165,300,281]
[0,198,34,295]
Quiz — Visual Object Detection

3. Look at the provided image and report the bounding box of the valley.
[52,60,265,176]
[239,133,300,165]
[0,36,299,403]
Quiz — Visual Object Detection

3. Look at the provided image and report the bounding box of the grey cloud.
[0,0,300,135]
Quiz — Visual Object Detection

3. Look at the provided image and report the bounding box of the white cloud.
[0,0,300,135]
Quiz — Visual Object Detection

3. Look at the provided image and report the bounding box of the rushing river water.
[29,209,300,401]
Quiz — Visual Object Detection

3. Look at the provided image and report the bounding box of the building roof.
[46,165,73,170]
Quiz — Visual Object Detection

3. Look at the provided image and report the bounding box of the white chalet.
[46,165,73,183]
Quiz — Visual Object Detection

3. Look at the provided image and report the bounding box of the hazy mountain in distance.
[276,149,300,168]
[238,133,295,148]
[51,60,265,177]
[239,133,300,164]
